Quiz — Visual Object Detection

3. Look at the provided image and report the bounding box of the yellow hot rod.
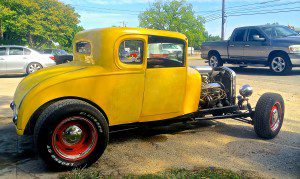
[11,28,284,170]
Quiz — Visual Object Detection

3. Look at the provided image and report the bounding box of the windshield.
[162,43,179,49]
[261,26,299,38]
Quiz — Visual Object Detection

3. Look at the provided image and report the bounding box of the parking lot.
[0,60,299,178]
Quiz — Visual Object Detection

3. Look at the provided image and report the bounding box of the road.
[0,60,299,178]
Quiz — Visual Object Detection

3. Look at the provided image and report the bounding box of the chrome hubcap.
[62,125,83,145]
[209,56,218,68]
[271,57,285,72]
[28,63,41,73]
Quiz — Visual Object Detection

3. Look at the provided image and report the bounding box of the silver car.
[0,45,56,75]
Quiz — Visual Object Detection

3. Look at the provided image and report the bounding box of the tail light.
[50,55,55,61]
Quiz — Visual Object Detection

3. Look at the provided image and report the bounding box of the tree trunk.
[27,33,34,47]
[0,20,3,39]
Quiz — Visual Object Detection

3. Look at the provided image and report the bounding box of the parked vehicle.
[201,25,300,74]
[41,49,73,64]
[0,45,56,75]
[11,28,285,170]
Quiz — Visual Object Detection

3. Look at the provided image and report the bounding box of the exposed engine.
[192,66,236,108]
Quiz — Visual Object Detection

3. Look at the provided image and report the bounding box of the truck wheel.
[253,93,284,139]
[208,53,223,68]
[269,53,292,75]
[34,99,109,170]
[26,62,43,74]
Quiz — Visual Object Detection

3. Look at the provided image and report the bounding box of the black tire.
[26,62,43,74]
[34,99,109,170]
[208,52,223,68]
[253,93,284,139]
[269,53,292,75]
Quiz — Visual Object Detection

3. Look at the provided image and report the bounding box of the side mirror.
[253,35,265,41]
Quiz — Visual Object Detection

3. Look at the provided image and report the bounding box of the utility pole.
[120,21,127,27]
[221,0,225,40]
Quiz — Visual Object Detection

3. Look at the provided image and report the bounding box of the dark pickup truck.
[201,25,300,74]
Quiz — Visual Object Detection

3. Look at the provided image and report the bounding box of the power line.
[202,1,300,18]
[205,8,300,22]
[195,0,281,14]
[205,5,300,20]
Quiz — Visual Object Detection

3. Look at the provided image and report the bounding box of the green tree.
[0,0,83,50]
[139,0,206,49]
[204,31,221,42]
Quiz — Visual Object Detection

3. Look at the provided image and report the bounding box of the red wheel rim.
[52,116,98,161]
[269,102,282,131]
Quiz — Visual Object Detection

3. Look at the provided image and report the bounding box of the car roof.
[77,27,188,41]
[235,25,287,30]
[0,45,29,48]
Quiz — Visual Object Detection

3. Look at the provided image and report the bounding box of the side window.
[43,49,53,54]
[0,47,6,55]
[233,29,246,42]
[147,36,185,68]
[248,29,265,41]
[9,47,24,55]
[24,48,31,55]
[76,42,91,54]
[119,40,144,64]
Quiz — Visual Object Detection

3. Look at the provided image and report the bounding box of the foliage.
[0,0,83,50]
[204,31,221,42]
[138,0,206,49]
[59,167,250,179]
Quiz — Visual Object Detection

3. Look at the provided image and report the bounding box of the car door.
[243,28,269,61]
[141,35,187,121]
[0,47,7,74]
[228,28,247,61]
[6,47,27,74]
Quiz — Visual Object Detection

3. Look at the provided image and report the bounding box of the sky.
[60,0,300,39]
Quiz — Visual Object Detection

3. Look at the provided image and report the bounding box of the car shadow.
[0,74,26,78]
[228,66,300,76]
[0,119,299,177]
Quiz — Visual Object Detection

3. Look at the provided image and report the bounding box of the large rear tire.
[34,99,109,170]
[253,93,284,139]
[208,53,223,68]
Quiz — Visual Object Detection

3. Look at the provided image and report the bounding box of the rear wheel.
[208,53,223,68]
[253,93,284,139]
[269,53,292,75]
[26,62,43,74]
[34,99,109,170]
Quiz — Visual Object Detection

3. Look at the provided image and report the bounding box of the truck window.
[119,40,144,64]
[233,29,246,42]
[147,36,185,68]
[248,29,265,41]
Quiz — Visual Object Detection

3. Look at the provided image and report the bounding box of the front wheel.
[34,99,109,170]
[253,93,284,139]
[269,54,292,75]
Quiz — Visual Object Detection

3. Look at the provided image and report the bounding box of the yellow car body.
[13,27,201,135]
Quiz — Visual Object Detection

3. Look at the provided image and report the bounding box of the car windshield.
[261,26,299,38]
[162,43,179,49]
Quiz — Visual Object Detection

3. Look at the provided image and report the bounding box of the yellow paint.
[13,27,202,135]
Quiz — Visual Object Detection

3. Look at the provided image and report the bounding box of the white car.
[0,45,56,75]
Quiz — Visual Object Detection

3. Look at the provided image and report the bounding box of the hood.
[13,62,87,109]
[272,36,300,45]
